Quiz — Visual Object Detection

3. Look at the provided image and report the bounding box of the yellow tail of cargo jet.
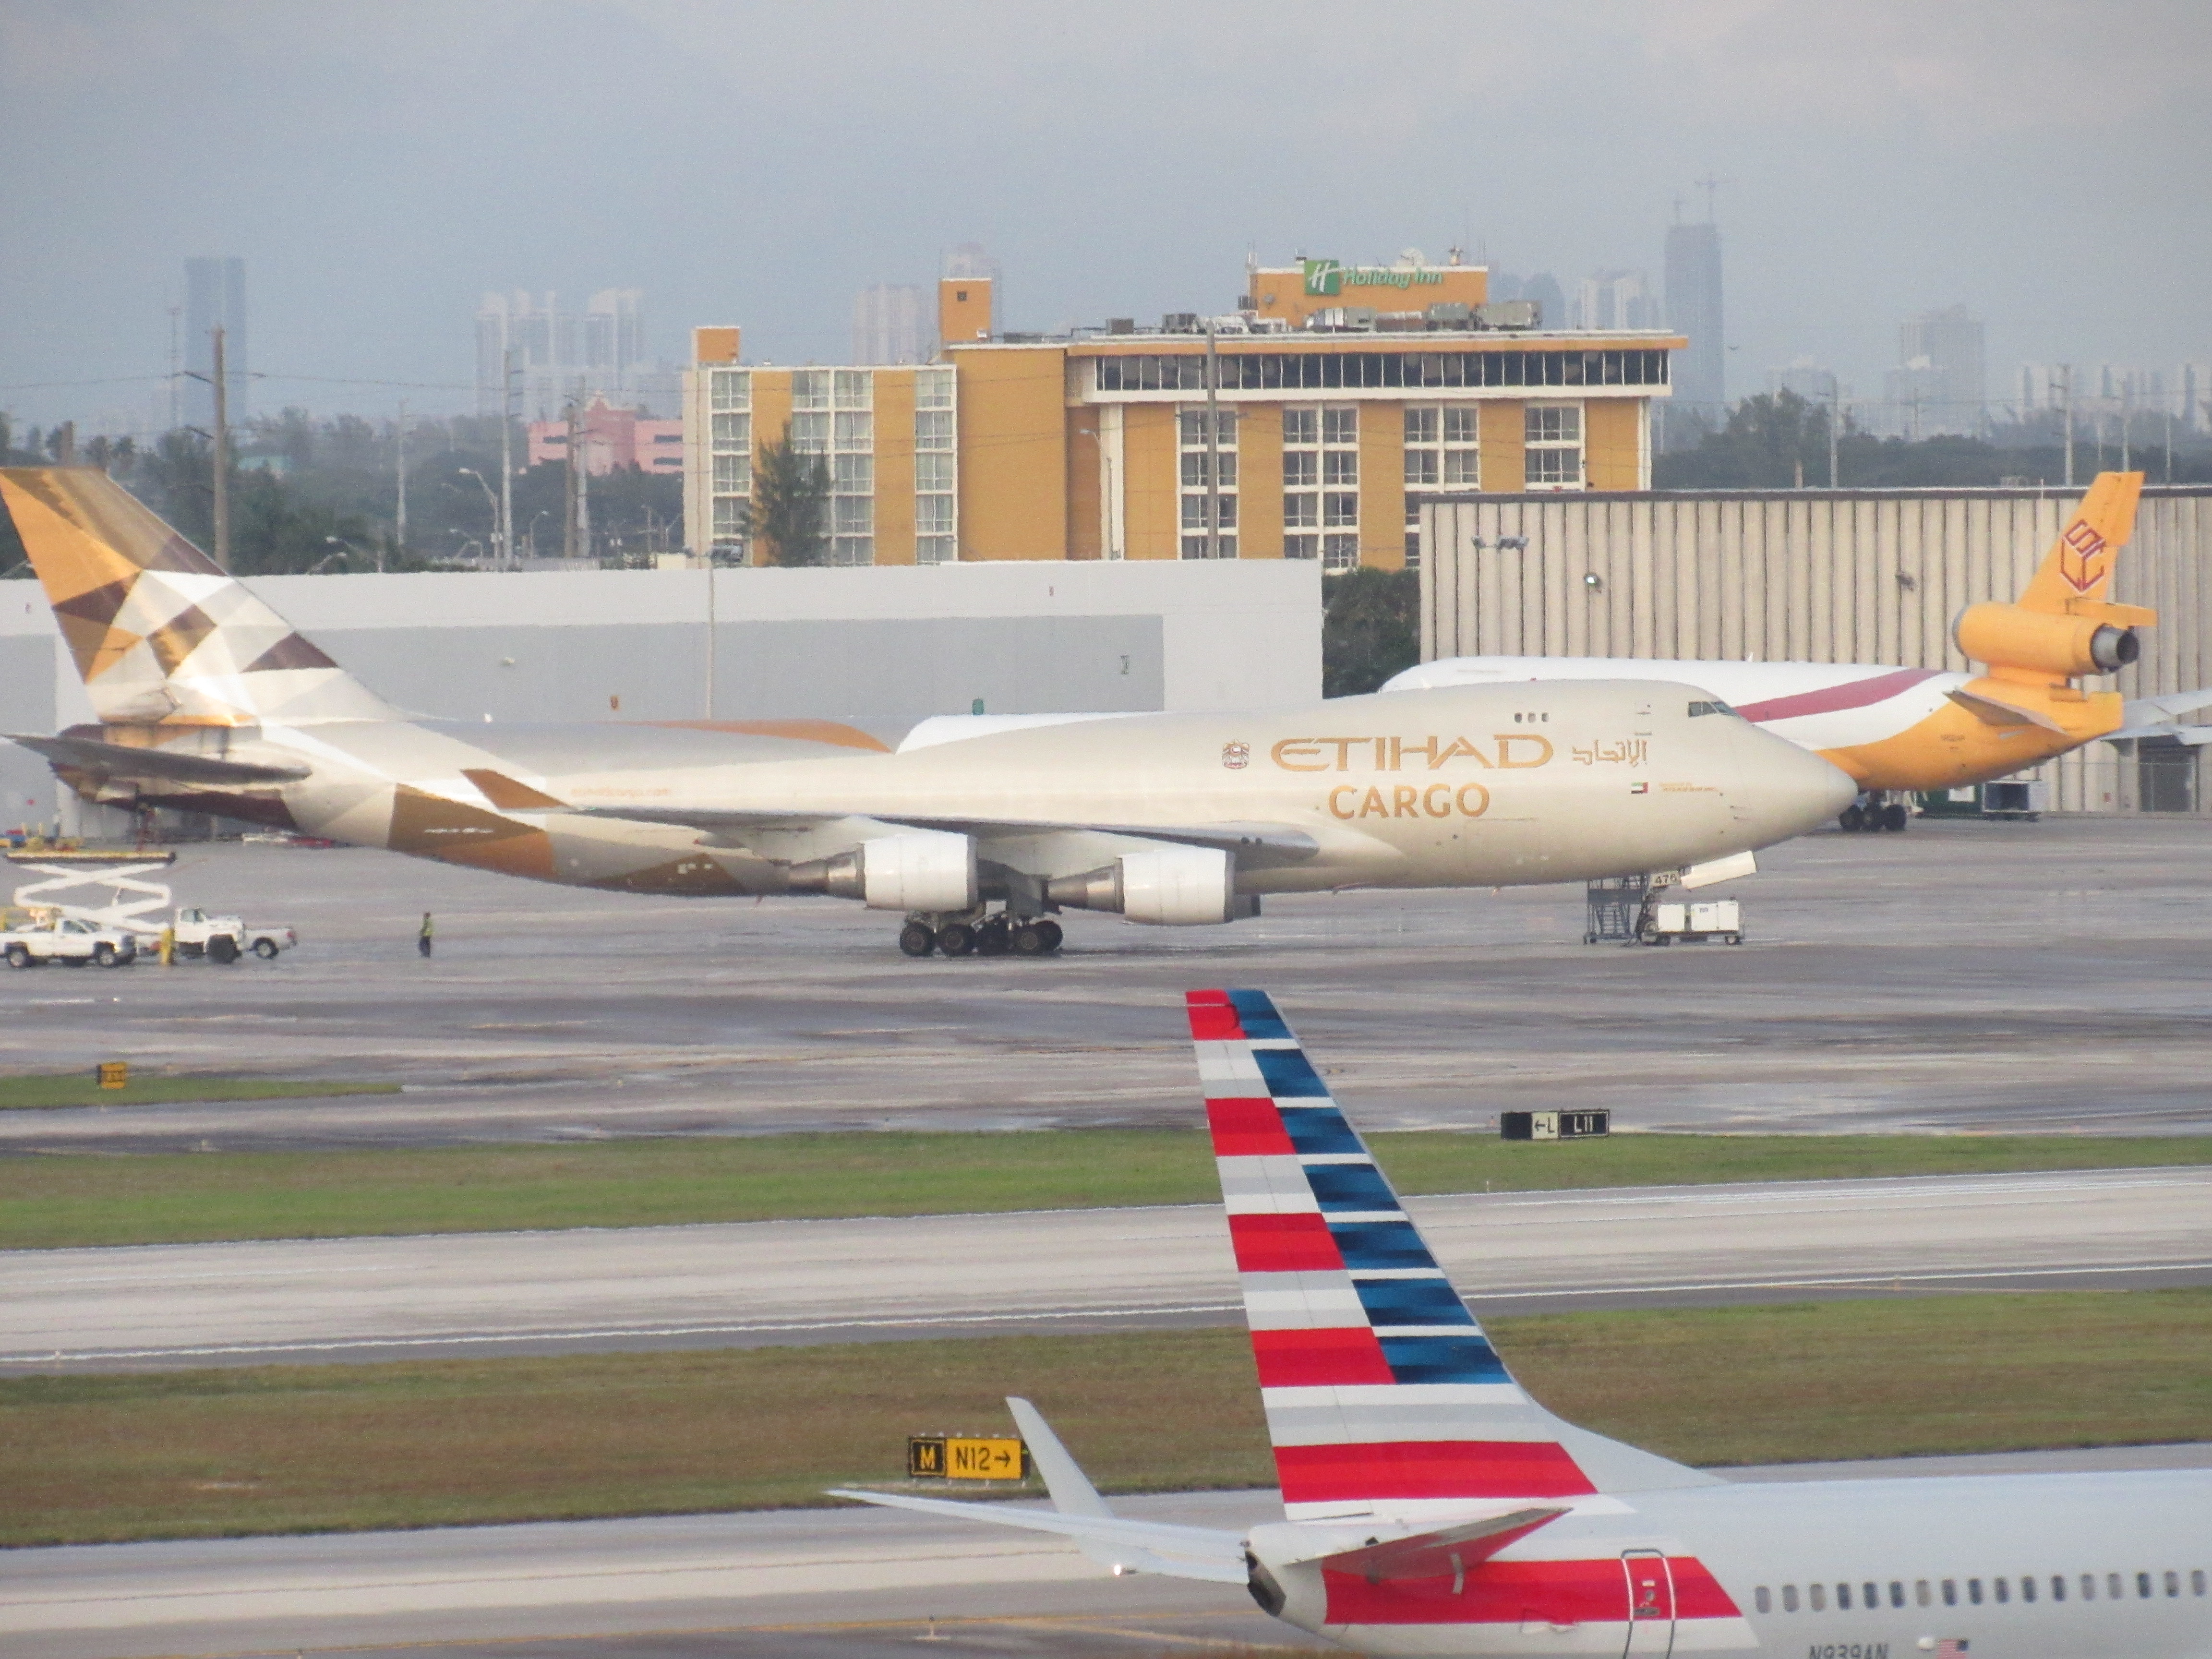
[1954,471,2152,694]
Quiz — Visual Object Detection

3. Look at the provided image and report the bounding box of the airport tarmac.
[5,816,2212,1153]
[6,1167,2207,1371]
[10,1446,2208,1659]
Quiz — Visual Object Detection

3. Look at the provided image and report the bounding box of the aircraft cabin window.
[2109,1574,2123,1599]
[1865,1583,1880,1609]
[1968,1579,1984,1605]
[1782,1586,1799,1612]
[1755,1587,1771,1613]
[1942,1580,1958,1606]
[2020,1575,2035,1603]
[2193,1569,2207,1596]
[1888,1582,1904,1608]
[1994,1578,2009,1603]
[1915,1581,1932,1608]
[1837,1584,1851,1610]
[2139,1573,2153,1599]
[2164,1571,2180,1598]
[2052,1575,2066,1601]
[1809,1585,1827,1611]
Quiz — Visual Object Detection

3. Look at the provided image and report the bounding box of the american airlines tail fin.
[1186,988,1712,1522]
[2017,469,2144,612]
[0,467,392,726]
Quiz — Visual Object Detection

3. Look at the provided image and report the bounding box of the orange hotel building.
[682,258,1683,570]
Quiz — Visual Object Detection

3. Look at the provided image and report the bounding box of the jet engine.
[1045,844,1235,926]
[1953,601,2139,677]
[785,830,978,912]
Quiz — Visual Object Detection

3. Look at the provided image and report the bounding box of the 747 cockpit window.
[1687,699,1738,718]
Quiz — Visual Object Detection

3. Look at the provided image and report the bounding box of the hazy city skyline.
[2,0,2206,431]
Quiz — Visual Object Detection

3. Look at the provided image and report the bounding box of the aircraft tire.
[1034,919,1063,952]
[1838,805,1865,832]
[935,922,978,958]
[1882,803,1910,832]
[1010,922,1049,956]
[898,922,936,958]
[975,921,1010,957]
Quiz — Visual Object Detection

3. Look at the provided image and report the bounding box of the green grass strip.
[0,1074,400,1111]
[6,1289,2207,1547]
[1,1129,2207,1251]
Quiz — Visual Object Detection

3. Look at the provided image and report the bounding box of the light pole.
[457,469,503,567]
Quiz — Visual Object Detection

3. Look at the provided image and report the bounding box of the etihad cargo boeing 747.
[836,988,2212,1655]
[1,468,1850,954]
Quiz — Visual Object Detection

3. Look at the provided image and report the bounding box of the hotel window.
[1401,404,1473,569]
[1322,405,1359,570]
[792,369,830,410]
[709,369,751,412]
[1178,407,1237,559]
[1525,401,1584,489]
[708,374,753,563]
[833,369,872,410]
[791,411,830,453]
[915,373,958,564]
[1282,406,1319,560]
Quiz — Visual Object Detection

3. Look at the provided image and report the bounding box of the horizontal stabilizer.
[2114,686,2212,744]
[1946,688,2066,733]
[825,1488,1249,1583]
[1300,1505,1567,1581]
[8,732,309,786]
[461,768,569,811]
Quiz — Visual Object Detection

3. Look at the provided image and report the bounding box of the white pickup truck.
[170,907,298,962]
[1,915,138,968]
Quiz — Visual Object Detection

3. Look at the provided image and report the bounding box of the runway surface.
[8,1166,2207,1371]
[6,818,2212,1154]
[10,1447,2207,1659]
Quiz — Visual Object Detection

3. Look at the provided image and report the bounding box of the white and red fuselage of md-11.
[1387,472,2212,830]
[839,988,2212,1658]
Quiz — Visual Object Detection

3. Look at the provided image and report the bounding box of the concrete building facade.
[1417,485,2212,815]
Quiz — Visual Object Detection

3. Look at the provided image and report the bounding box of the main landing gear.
[897,909,1064,959]
[1839,792,1911,833]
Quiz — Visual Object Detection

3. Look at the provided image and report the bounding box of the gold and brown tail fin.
[2017,470,2145,613]
[0,467,391,726]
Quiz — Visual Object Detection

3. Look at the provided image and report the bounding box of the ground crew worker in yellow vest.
[418,912,433,959]
[158,924,175,967]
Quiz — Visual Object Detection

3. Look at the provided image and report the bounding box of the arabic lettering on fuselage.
[1570,737,1650,767]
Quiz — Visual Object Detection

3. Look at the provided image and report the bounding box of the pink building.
[527,395,684,476]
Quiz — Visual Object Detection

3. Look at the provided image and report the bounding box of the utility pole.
[2120,384,2131,473]
[1827,383,1841,488]
[1203,317,1221,559]
[2060,364,2075,488]
[704,555,716,719]
[393,399,407,572]
[499,349,517,569]
[167,306,182,431]
[563,393,581,563]
[211,325,231,571]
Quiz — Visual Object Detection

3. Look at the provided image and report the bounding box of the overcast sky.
[3,0,2207,431]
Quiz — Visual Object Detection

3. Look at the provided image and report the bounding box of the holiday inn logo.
[1301,258,1446,297]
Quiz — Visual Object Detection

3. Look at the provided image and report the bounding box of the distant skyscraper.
[1768,359,1838,403]
[477,289,662,420]
[1572,270,1656,331]
[1518,272,1565,331]
[1664,221,1724,426]
[1885,305,1984,436]
[853,284,929,364]
[183,257,248,431]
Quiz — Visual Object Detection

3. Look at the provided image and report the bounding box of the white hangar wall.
[1418,487,2212,816]
[0,560,1321,831]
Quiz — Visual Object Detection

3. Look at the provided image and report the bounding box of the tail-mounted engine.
[785,830,978,912]
[1046,845,1237,926]
[1953,601,2140,678]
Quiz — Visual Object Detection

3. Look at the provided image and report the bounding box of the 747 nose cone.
[1731,724,1861,846]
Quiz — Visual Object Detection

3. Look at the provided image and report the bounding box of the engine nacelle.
[1045,845,1235,926]
[786,830,977,912]
[1954,601,2139,677]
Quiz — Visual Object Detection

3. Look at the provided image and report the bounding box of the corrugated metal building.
[1417,486,2212,814]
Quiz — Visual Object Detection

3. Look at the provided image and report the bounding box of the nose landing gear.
[897,910,1064,959]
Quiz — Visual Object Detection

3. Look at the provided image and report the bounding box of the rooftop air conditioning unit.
[1426,301,1473,327]
[1161,312,1199,333]
[1478,299,1540,330]
[1106,317,1135,335]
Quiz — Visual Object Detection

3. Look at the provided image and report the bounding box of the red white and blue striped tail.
[1188,987,1599,1523]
